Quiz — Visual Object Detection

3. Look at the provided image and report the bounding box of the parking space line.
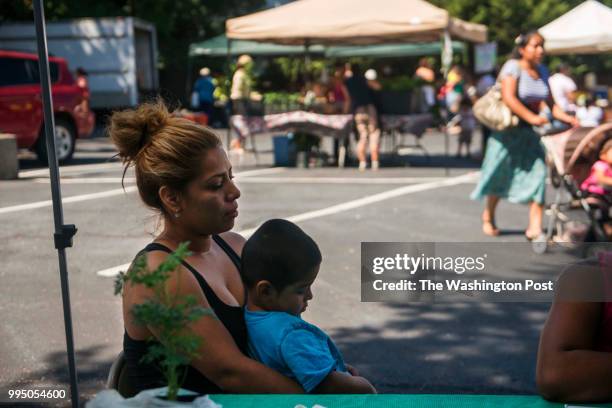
[96,171,478,278]
[0,187,138,215]
[28,167,285,184]
[3,168,286,214]
[241,171,479,236]
[19,162,122,178]
[33,175,451,185]
[236,176,451,184]
[33,177,137,184]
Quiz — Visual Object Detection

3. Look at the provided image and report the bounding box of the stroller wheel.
[550,166,562,189]
[532,234,548,254]
[582,242,612,259]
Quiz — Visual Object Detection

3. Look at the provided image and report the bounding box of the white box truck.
[0,17,159,109]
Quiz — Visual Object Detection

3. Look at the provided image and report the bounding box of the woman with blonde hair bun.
[109,100,301,396]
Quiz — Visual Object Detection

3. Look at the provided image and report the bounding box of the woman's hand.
[552,104,579,127]
[529,115,549,127]
[569,116,580,127]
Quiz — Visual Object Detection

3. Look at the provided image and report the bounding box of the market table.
[210,394,612,408]
[230,111,353,167]
[229,111,434,167]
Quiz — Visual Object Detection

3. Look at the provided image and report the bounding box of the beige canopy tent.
[539,0,612,55]
[226,0,487,45]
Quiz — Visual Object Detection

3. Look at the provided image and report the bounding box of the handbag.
[472,82,519,131]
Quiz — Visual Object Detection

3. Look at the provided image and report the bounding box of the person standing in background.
[329,64,351,114]
[193,67,216,118]
[471,31,577,239]
[230,55,253,151]
[75,67,90,112]
[476,71,496,154]
[415,58,436,110]
[576,96,604,127]
[345,66,382,171]
[549,63,577,114]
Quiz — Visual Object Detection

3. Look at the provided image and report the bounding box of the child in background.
[576,96,604,128]
[241,219,376,394]
[581,139,612,238]
[456,98,476,158]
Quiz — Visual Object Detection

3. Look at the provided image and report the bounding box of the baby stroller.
[539,123,612,253]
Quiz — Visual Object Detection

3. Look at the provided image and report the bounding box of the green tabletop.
[210,394,612,408]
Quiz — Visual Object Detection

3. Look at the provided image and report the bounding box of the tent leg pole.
[33,1,79,407]
[226,39,232,149]
[186,57,193,108]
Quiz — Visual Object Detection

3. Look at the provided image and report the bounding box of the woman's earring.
[174,211,181,219]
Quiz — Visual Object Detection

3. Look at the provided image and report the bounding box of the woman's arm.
[139,251,303,393]
[501,76,547,126]
[341,84,351,114]
[552,103,579,126]
[536,301,612,402]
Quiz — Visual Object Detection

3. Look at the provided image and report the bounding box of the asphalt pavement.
[0,128,568,406]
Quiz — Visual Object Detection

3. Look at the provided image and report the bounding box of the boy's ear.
[255,280,277,300]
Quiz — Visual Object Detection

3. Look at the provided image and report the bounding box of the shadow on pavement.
[331,301,549,394]
[4,345,113,407]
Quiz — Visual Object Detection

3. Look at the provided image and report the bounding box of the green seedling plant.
[114,242,212,401]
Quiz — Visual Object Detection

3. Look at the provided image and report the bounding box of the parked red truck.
[0,49,94,163]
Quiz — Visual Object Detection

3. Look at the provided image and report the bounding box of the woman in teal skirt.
[471,31,578,239]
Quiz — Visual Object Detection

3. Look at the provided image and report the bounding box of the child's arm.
[313,371,377,394]
[594,166,612,187]
[280,327,377,394]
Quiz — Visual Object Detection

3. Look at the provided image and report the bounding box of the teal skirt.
[471,126,546,204]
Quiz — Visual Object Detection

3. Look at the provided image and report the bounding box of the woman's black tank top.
[122,235,247,396]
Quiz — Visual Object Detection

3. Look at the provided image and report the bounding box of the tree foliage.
[114,242,213,401]
[431,0,612,56]
[3,0,265,101]
[4,0,611,96]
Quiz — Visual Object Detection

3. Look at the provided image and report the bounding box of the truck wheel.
[36,118,76,164]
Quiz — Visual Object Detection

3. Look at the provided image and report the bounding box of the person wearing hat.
[193,67,216,118]
[230,55,253,151]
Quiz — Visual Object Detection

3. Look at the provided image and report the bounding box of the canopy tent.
[226,0,487,45]
[189,34,465,59]
[326,41,465,58]
[539,0,612,55]
[188,34,325,57]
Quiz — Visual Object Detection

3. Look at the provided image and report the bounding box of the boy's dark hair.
[241,219,322,291]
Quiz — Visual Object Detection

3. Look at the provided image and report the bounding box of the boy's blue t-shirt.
[244,309,347,392]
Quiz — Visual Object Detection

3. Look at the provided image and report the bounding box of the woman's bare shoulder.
[125,249,210,307]
[218,231,247,256]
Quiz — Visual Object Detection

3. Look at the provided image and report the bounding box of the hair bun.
[108,100,171,163]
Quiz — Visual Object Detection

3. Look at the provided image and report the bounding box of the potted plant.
[113,242,212,402]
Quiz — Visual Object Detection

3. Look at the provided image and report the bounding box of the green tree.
[3,0,265,102]
[431,0,612,56]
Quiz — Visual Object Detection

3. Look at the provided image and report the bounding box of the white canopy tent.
[226,0,487,45]
[540,0,612,55]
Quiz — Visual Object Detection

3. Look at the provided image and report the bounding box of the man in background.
[549,63,577,114]
[193,67,216,118]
